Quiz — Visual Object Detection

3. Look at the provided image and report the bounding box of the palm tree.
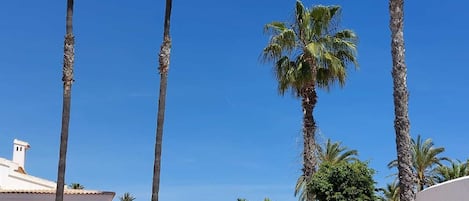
[263,2,358,201]
[317,138,358,164]
[434,160,469,183]
[68,183,84,189]
[389,0,415,200]
[56,0,75,201]
[295,138,358,200]
[120,192,136,201]
[236,198,271,201]
[411,135,449,189]
[388,135,449,191]
[151,0,173,201]
[378,182,400,201]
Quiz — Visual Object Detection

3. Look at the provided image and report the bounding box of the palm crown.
[434,159,469,183]
[317,138,358,164]
[388,135,449,191]
[262,1,358,95]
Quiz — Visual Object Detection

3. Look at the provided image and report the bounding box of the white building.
[416,175,469,201]
[0,139,115,201]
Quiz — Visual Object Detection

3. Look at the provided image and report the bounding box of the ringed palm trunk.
[301,88,317,201]
[152,0,172,201]
[389,0,416,200]
[301,72,317,201]
[55,1,75,201]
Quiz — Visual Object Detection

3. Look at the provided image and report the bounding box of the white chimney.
[12,139,30,169]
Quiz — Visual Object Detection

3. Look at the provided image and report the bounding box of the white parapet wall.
[416,176,469,201]
[0,190,115,201]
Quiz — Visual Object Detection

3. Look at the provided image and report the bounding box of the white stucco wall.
[12,139,30,169]
[0,193,115,201]
[416,176,469,201]
[0,158,56,190]
[0,161,10,189]
[0,140,115,201]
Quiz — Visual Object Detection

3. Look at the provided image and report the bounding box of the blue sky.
[1,0,468,201]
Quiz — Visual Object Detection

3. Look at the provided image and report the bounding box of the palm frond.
[388,134,449,191]
[318,138,358,164]
[262,1,358,97]
[294,174,308,201]
[264,21,288,34]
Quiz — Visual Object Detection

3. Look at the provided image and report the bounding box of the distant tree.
[120,192,136,201]
[434,160,469,183]
[236,198,271,201]
[378,182,400,201]
[68,183,84,189]
[262,2,358,201]
[388,135,449,191]
[308,161,377,201]
[318,138,358,164]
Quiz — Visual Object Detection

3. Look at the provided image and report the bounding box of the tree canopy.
[308,161,377,201]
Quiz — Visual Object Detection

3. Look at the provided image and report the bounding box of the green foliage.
[377,182,399,201]
[237,198,271,201]
[388,134,449,191]
[262,1,358,97]
[308,161,377,201]
[120,192,136,201]
[318,138,358,164]
[434,159,469,183]
[295,138,359,201]
[68,183,84,189]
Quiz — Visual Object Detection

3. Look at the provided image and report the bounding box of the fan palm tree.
[152,0,173,201]
[317,138,358,164]
[434,160,469,183]
[263,2,358,201]
[68,183,84,189]
[388,135,449,191]
[56,0,75,201]
[378,182,400,201]
[389,0,415,200]
[120,192,136,201]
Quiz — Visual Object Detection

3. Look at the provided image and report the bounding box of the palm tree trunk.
[151,0,172,201]
[55,1,74,201]
[389,0,416,200]
[55,0,74,201]
[301,84,317,201]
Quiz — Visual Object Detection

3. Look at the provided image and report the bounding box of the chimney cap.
[14,139,31,148]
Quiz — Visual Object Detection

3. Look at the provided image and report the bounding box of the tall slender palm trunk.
[301,84,317,201]
[152,0,172,201]
[389,0,416,200]
[56,1,75,201]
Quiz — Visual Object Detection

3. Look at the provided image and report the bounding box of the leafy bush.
[308,161,377,201]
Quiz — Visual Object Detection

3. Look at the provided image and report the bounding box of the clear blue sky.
[1,0,468,201]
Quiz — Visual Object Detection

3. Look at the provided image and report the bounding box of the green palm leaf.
[387,134,449,191]
[262,2,358,201]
